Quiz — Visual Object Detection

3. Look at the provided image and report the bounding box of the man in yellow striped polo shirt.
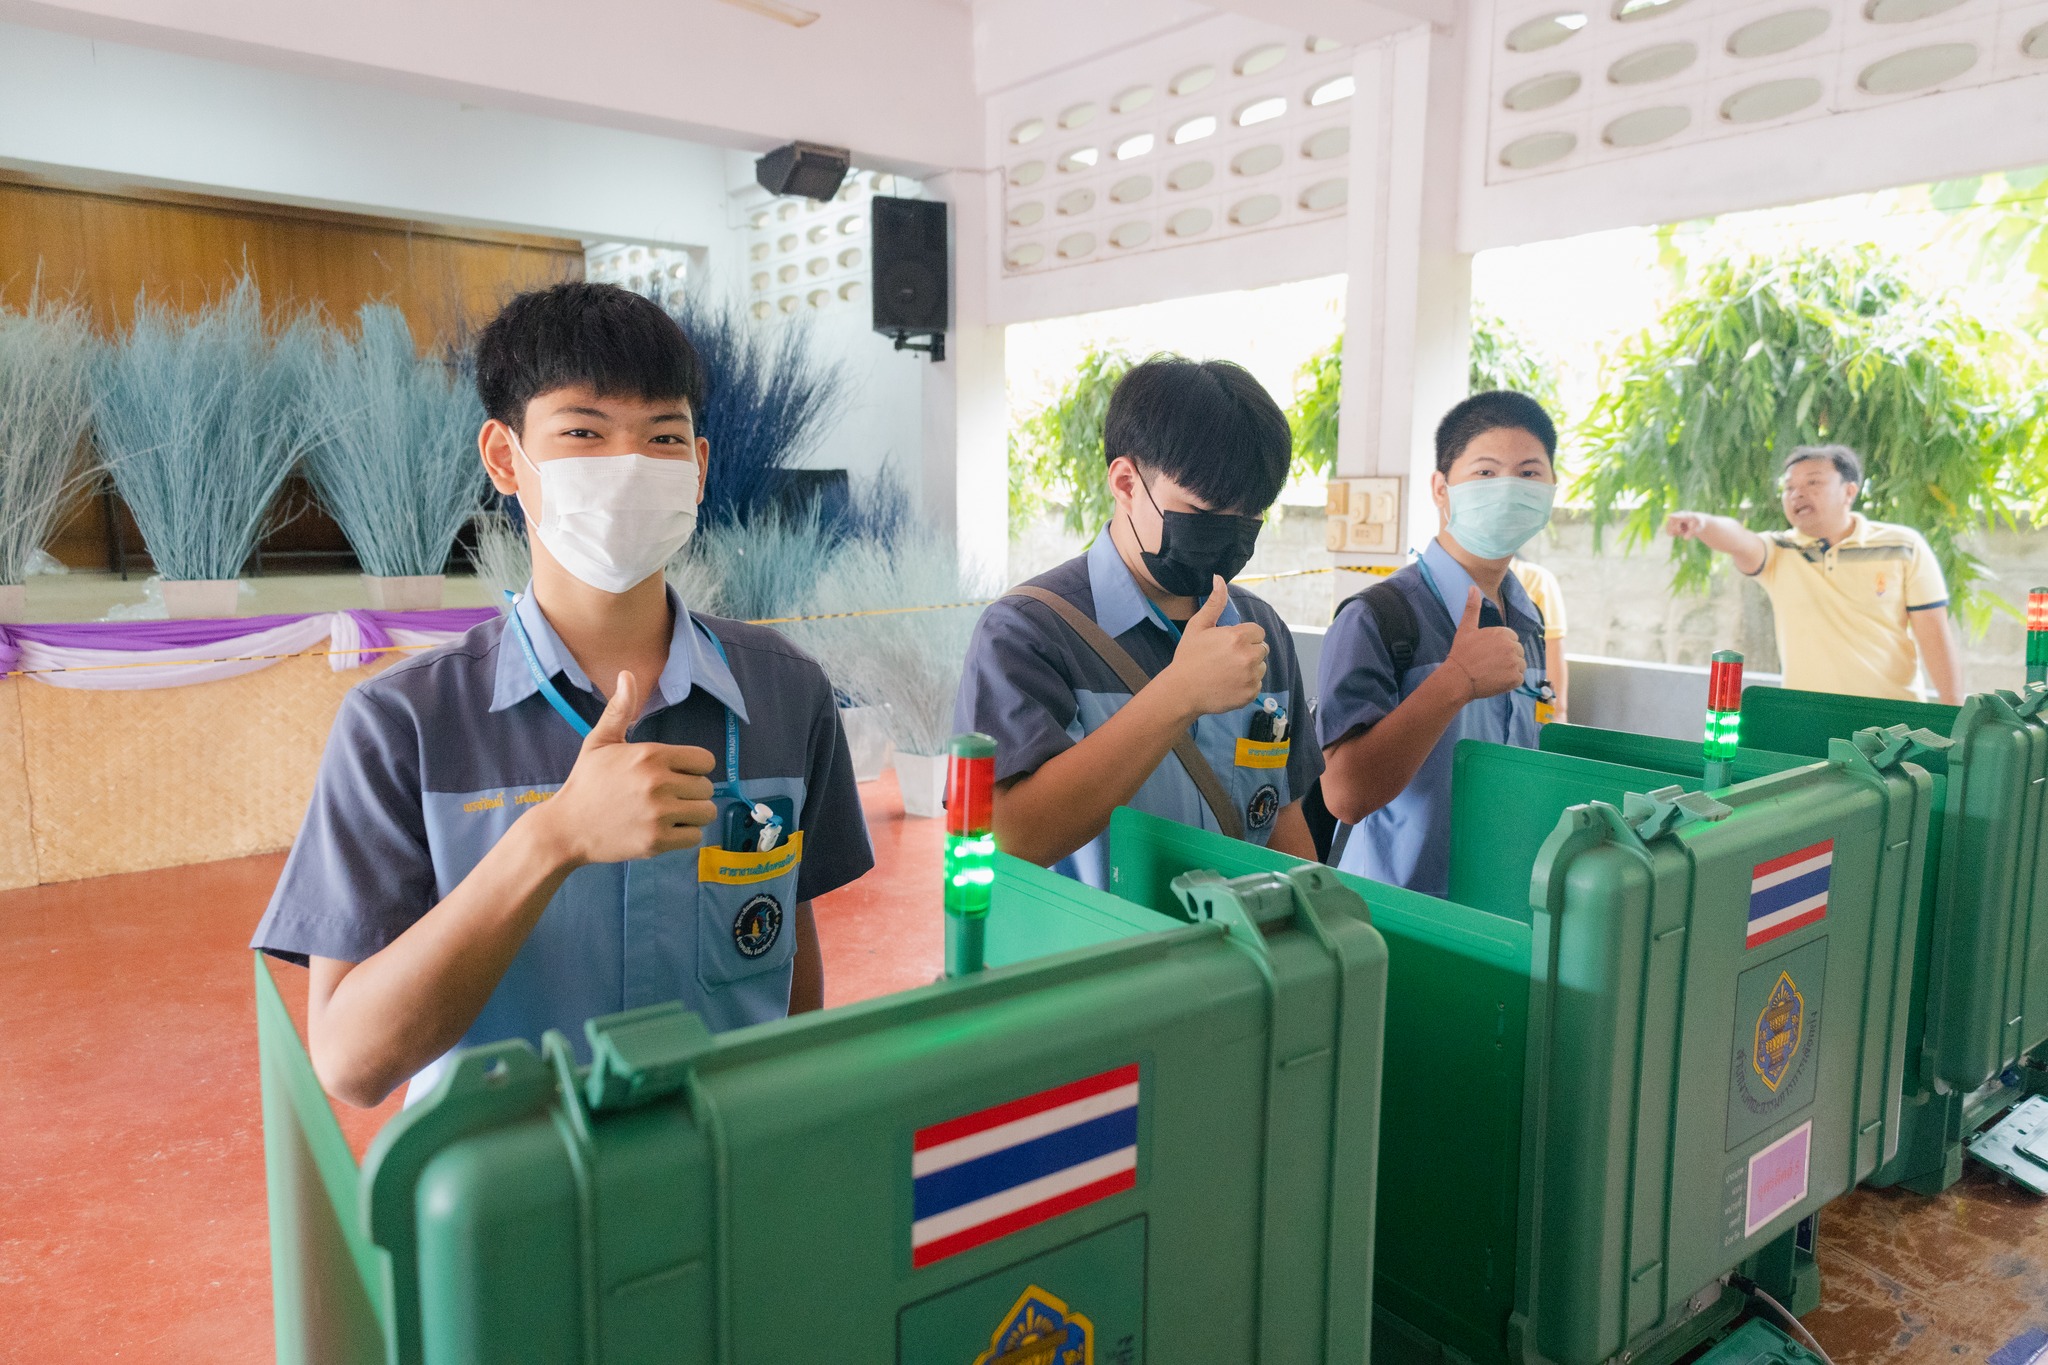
[1666,445,1962,704]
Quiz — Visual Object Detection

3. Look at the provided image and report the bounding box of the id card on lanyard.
[1412,555,1556,724]
[502,592,786,852]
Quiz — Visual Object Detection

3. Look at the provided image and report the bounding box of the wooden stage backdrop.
[0,169,584,571]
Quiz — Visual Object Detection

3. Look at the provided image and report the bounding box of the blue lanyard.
[1411,554,1550,705]
[1143,598,1183,642]
[1143,595,1286,724]
[502,591,743,796]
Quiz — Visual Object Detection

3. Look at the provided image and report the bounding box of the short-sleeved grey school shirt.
[1316,539,1545,897]
[251,585,872,1098]
[952,527,1323,888]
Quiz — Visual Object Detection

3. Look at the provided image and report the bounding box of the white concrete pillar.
[917,168,1010,586]
[1331,21,1474,579]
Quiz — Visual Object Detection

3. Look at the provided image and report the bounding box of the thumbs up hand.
[534,671,719,867]
[1442,587,1527,702]
[1159,577,1270,720]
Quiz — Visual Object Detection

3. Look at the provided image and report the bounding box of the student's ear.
[1106,455,1143,516]
[480,420,521,497]
[694,435,710,506]
[1430,469,1451,521]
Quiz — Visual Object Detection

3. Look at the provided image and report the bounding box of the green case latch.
[581,1002,716,1113]
[1832,723,1952,777]
[1623,784,1732,840]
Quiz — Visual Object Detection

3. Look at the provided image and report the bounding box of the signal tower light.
[1704,650,1744,787]
[943,733,999,978]
[2028,588,2048,687]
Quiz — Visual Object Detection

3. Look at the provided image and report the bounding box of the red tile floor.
[3,772,2047,1362]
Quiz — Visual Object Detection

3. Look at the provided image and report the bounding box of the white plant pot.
[0,584,24,624]
[362,574,446,611]
[161,579,241,619]
[893,750,949,819]
[840,705,895,783]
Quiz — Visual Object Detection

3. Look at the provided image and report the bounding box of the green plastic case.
[1744,686,2048,1191]
[257,852,1388,1365]
[1107,722,1934,1365]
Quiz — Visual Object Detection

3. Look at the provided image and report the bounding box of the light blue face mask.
[1444,476,1557,561]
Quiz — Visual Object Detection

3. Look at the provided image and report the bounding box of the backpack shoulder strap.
[1006,584,1245,841]
[1336,576,1420,676]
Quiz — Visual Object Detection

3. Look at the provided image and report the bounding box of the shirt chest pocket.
[1193,693,1294,841]
[695,784,805,990]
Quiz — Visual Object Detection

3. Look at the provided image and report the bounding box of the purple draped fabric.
[0,607,498,677]
[340,608,499,652]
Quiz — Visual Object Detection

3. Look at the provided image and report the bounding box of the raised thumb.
[1457,585,1483,635]
[585,671,638,747]
[1187,575,1229,632]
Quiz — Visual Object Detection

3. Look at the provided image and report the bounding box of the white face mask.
[509,429,700,594]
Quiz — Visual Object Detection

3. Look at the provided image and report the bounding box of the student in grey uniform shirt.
[1316,391,1559,897]
[954,356,1322,887]
[251,284,872,1108]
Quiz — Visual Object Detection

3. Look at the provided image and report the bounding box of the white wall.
[1460,0,2048,250]
[983,10,1363,326]
[1336,24,1474,568]
[972,0,1210,94]
[0,0,982,173]
[789,304,933,501]
[0,20,742,251]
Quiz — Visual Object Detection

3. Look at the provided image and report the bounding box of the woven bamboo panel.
[0,682,37,889]
[16,655,390,884]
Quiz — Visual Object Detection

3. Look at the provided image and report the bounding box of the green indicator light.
[944,831,998,919]
[1704,708,1741,760]
[943,732,999,978]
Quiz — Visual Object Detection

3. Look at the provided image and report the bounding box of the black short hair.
[1782,444,1863,487]
[1102,356,1292,515]
[1435,390,1557,475]
[473,282,706,432]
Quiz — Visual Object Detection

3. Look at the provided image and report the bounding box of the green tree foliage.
[1009,347,1131,535]
[1285,315,1561,478]
[1469,310,1563,416]
[1935,166,2048,291]
[1577,247,2039,629]
[1288,337,1343,477]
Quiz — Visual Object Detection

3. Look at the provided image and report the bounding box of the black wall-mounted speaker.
[870,196,949,340]
[755,141,851,201]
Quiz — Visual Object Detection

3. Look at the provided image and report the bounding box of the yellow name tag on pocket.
[1234,738,1290,769]
[697,830,805,885]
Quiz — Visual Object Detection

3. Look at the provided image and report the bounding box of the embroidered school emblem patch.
[1246,783,1280,831]
[732,894,782,959]
[911,1064,1140,1269]
[974,1286,1094,1365]
[1753,971,1804,1092]
[1747,840,1832,950]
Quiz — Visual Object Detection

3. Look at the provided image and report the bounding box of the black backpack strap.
[1305,576,1420,865]
[1336,577,1420,676]
[1302,774,1340,864]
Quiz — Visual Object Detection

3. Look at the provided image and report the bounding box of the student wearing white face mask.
[252,283,873,1109]
[1314,391,1560,897]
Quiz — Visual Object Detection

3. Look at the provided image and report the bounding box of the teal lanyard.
[1142,595,1286,725]
[503,591,743,797]
[1143,598,1182,642]
[1412,554,1550,705]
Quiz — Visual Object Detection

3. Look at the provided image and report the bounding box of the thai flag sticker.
[1748,840,1833,950]
[910,1063,1140,1269]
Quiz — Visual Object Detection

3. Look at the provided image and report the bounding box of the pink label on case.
[1745,1119,1812,1236]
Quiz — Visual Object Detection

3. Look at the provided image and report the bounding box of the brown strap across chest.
[1005,585,1245,841]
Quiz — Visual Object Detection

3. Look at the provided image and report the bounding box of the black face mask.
[1132,479,1263,600]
